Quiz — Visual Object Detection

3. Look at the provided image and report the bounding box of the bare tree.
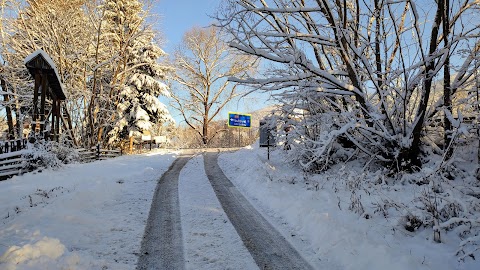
[171,26,257,145]
[217,0,480,170]
[1,0,22,140]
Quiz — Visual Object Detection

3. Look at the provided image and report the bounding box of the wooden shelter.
[24,50,66,142]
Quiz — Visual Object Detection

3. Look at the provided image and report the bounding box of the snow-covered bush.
[403,213,424,232]
[304,148,480,261]
[269,90,356,172]
[49,142,79,164]
[255,135,480,261]
[22,140,79,171]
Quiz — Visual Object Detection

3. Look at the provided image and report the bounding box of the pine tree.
[108,30,173,144]
[100,0,173,145]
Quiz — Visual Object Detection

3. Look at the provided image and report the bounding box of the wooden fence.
[77,146,122,162]
[0,139,28,180]
[0,139,28,154]
[0,144,122,180]
[0,150,26,180]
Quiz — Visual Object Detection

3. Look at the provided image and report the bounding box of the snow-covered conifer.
[108,30,173,143]
[99,0,173,145]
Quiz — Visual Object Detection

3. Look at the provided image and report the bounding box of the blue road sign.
[228,112,251,128]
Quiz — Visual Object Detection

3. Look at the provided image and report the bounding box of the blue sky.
[153,0,222,54]
[152,0,273,125]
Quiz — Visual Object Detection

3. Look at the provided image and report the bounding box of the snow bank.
[218,143,480,270]
[0,150,177,269]
[0,237,66,269]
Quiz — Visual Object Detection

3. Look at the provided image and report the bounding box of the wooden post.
[96,143,100,160]
[56,99,60,142]
[51,96,57,141]
[32,72,41,132]
[40,74,47,136]
[129,136,133,154]
[267,128,270,160]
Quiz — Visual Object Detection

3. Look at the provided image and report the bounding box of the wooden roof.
[24,51,66,100]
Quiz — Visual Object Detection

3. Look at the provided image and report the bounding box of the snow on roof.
[24,49,67,99]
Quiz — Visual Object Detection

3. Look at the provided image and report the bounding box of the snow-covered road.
[137,152,313,269]
[137,155,191,270]
[178,154,258,270]
[203,152,314,269]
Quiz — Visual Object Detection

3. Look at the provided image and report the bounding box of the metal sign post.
[267,129,270,160]
[260,119,275,160]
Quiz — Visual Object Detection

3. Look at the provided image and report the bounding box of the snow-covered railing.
[0,150,26,180]
[0,139,28,154]
[78,146,122,162]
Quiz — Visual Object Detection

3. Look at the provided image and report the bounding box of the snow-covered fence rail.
[132,135,169,152]
[0,139,28,154]
[78,147,122,162]
[134,140,156,151]
[0,150,26,180]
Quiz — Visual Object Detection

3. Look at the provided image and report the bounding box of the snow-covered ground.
[0,150,177,269]
[1,145,479,269]
[218,144,480,270]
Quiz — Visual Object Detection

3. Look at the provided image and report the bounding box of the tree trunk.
[129,135,134,154]
[202,101,209,145]
[442,0,453,159]
[374,0,395,134]
[202,119,208,145]
[1,78,15,139]
[407,1,444,169]
[88,11,105,148]
[40,74,47,134]
[13,104,21,140]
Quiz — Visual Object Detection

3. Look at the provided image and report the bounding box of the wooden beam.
[55,99,60,142]
[40,73,47,136]
[32,71,40,132]
[51,96,57,141]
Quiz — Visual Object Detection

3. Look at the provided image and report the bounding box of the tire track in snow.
[204,152,314,270]
[137,155,192,270]
[179,155,258,269]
